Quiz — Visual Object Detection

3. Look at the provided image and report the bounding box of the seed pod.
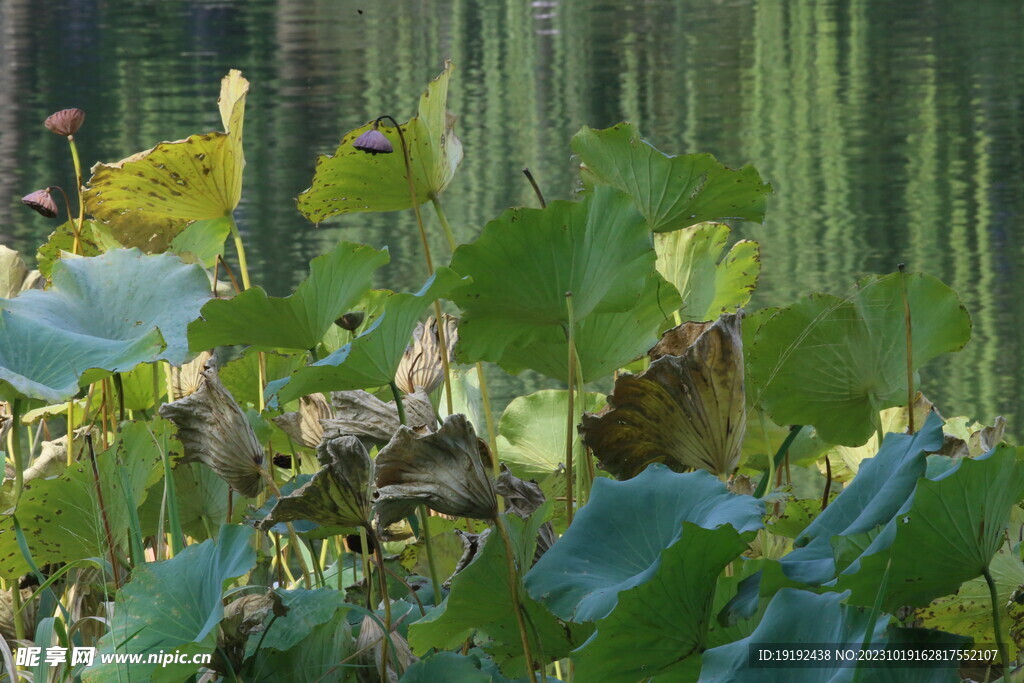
[352,127,393,155]
[44,108,85,136]
[335,311,364,331]
[21,189,58,218]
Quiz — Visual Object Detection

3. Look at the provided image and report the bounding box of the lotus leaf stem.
[493,514,540,679]
[260,470,313,588]
[898,264,915,433]
[86,434,122,587]
[984,565,1010,676]
[9,400,23,505]
[754,424,803,498]
[369,524,393,680]
[564,293,577,526]
[522,167,547,208]
[66,136,86,255]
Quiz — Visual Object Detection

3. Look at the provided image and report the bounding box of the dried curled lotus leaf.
[0,245,28,299]
[355,615,417,681]
[170,350,212,399]
[259,435,373,529]
[0,588,35,641]
[273,393,332,449]
[494,466,556,563]
[323,389,435,445]
[374,414,497,528]
[159,361,264,497]
[84,70,248,250]
[582,313,746,478]
[395,314,458,394]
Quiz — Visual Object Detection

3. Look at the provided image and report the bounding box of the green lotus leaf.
[274,267,465,402]
[409,507,576,677]
[0,420,163,578]
[258,435,373,530]
[401,652,490,683]
[655,223,760,321]
[836,444,1024,611]
[525,464,764,623]
[496,389,606,480]
[189,241,388,352]
[0,249,210,402]
[169,216,232,267]
[85,524,256,683]
[748,272,972,447]
[572,122,772,233]
[698,589,890,682]
[296,60,462,222]
[779,413,943,586]
[581,314,746,479]
[34,220,122,278]
[451,185,654,367]
[84,70,249,251]
[918,544,1024,658]
[573,521,751,682]
[496,272,681,383]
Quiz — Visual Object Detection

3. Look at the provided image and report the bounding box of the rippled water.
[1,0,1021,431]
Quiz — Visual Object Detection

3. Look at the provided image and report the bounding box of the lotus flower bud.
[352,126,393,155]
[21,189,58,218]
[44,108,85,137]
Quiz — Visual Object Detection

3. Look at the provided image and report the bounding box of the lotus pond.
[0,58,1021,682]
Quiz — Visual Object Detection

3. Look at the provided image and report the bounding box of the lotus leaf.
[582,314,746,478]
[322,389,435,444]
[297,61,462,222]
[274,267,465,402]
[245,605,353,681]
[525,464,764,623]
[374,414,498,528]
[451,185,654,367]
[159,361,265,498]
[654,222,760,320]
[84,70,249,250]
[188,241,389,352]
[395,314,458,394]
[401,652,490,682]
[273,393,332,449]
[748,272,972,446]
[572,122,772,232]
[35,219,121,278]
[0,245,43,297]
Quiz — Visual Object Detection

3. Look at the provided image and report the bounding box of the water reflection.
[0,0,1020,432]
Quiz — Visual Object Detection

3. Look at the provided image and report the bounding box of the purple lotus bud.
[44,108,85,137]
[352,127,393,155]
[21,189,58,218]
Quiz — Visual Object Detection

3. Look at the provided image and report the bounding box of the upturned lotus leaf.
[84,70,248,250]
[355,614,417,681]
[188,241,389,352]
[259,435,373,529]
[654,223,760,321]
[748,271,972,446]
[581,314,746,478]
[159,361,265,498]
[273,393,332,449]
[450,185,654,367]
[170,350,213,399]
[322,389,435,445]
[936,414,1007,459]
[297,61,462,222]
[374,414,497,528]
[0,245,43,298]
[572,122,772,232]
[395,314,458,394]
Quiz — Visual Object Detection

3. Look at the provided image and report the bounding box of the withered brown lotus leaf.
[0,587,35,641]
[394,314,458,395]
[494,465,556,563]
[169,350,213,399]
[259,435,373,530]
[323,389,435,445]
[219,590,287,670]
[447,528,490,588]
[159,360,265,497]
[355,615,416,682]
[273,392,332,449]
[374,414,498,528]
[581,313,746,479]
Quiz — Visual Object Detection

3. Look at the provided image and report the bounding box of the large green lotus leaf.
[918,544,1024,658]
[748,272,972,447]
[169,216,232,267]
[85,524,255,683]
[34,220,122,279]
[84,70,248,250]
[451,185,655,366]
[496,389,606,480]
[220,349,306,408]
[0,420,163,578]
[3,247,209,366]
[245,608,353,682]
[401,652,491,683]
[138,460,241,542]
[573,522,750,682]
[572,123,772,233]
[655,223,760,321]
[836,444,1024,611]
[525,464,763,623]
[779,413,943,586]
[275,268,465,402]
[409,508,577,677]
[189,241,388,352]
[296,61,462,222]
[496,272,681,383]
[581,314,746,479]
[698,589,890,682]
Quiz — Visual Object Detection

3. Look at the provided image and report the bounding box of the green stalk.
[226,214,252,290]
[898,264,915,432]
[369,524,393,680]
[10,583,24,641]
[86,435,122,587]
[754,425,804,498]
[521,167,547,208]
[984,565,1010,676]
[261,471,313,588]
[564,294,577,526]
[147,422,183,556]
[66,137,86,255]
[9,400,23,505]
[430,196,458,252]
[493,515,539,678]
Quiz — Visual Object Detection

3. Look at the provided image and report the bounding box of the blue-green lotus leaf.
[525,464,764,623]
[0,249,210,402]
